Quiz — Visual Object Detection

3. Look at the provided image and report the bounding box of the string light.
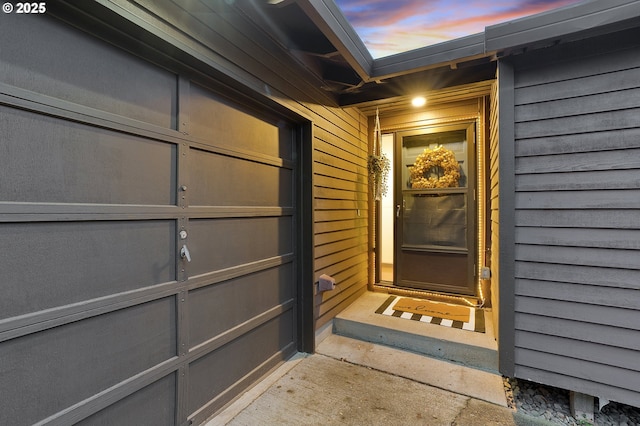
[373,284,479,307]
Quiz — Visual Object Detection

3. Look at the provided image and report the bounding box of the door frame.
[393,121,477,295]
[371,97,490,301]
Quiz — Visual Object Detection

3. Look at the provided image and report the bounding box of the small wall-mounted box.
[318,274,336,292]
[480,267,491,279]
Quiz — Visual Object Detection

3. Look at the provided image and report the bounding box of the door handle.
[396,204,401,218]
[180,245,191,262]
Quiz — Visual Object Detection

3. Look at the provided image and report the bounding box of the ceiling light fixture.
[412,96,426,107]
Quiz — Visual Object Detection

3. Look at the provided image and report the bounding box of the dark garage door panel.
[187,312,296,415]
[0,11,298,426]
[189,83,293,161]
[0,106,177,205]
[0,298,177,426]
[189,148,293,207]
[76,373,177,426]
[189,263,295,347]
[188,217,293,275]
[183,81,298,421]
[0,13,178,129]
[0,220,176,321]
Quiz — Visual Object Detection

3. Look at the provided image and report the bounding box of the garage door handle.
[180,245,192,262]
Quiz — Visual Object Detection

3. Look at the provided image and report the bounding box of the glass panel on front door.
[395,123,476,295]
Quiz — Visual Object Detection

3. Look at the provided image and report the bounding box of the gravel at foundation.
[504,377,640,425]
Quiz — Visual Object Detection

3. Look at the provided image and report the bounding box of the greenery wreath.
[409,146,461,189]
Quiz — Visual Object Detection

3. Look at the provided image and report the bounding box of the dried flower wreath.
[409,146,460,189]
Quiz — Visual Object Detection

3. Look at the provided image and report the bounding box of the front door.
[395,122,476,295]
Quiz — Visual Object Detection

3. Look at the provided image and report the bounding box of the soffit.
[356,80,495,117]
[234,0,368,95]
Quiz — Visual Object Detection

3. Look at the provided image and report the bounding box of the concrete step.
[316,333,508,408]
[332,291,499,374]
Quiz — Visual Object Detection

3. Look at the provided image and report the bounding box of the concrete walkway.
[205,334,553,425]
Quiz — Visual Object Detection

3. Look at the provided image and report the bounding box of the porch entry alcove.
[371,89,492,303]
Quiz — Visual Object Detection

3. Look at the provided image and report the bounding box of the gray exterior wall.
[500,25,640,407]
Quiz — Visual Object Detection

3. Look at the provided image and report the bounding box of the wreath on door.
[409,146,460,189]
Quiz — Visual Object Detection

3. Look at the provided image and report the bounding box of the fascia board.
[485,0,640,52]
[371,33,486,79]
[296,0,374,80]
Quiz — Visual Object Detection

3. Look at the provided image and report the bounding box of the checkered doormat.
[375,296,485,333]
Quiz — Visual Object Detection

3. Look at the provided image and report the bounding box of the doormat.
[375,296,485,333]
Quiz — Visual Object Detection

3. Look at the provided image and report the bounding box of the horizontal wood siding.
[511,27,640,407]
[378,98,484,132]
[313,107,369,329]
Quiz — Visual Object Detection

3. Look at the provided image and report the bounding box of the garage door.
[0,12,299,425]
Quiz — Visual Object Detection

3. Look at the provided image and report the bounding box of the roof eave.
[486,0,640,54]
[371,33,487,80]
[296,0,374,81]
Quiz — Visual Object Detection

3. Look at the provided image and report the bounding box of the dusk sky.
[334,0,585,58]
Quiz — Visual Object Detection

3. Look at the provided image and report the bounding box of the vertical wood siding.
[511,28,640,407]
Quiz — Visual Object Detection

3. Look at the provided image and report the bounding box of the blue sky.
[335,0,585,58]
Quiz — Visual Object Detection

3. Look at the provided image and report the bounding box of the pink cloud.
[338,0,439,28]
[336,0,584,58]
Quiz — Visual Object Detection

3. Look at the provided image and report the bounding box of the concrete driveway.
[206,334,551,425]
